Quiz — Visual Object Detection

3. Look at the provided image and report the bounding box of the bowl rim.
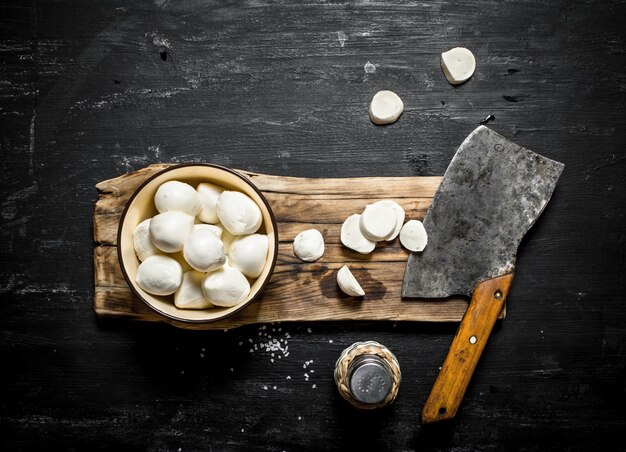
[117,163,279,324]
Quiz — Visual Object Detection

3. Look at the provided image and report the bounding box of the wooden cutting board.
[94,164,503,330]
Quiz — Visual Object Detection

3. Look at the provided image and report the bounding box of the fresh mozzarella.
[337,265,365,297]
[136,255,183,296]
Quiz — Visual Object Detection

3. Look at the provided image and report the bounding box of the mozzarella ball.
[154,180,202,216]
[293,229,325,262]
[192,223,223,239]
[400,219,428,252]
[217,191,263,235]
[183,227,226,272]
[341,214,376,254]
[360,201,398,241]
[369,90,404,125]
[228,234,269,278]
[337,265,365,297]
[133,218,161,261]
[136,255,183,296]
[169,251,194,272]
[175,271,214,310]
[149,211,195,253]
[196,182,224,224]
[202,266,251,307]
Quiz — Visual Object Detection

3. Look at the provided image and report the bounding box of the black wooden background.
[2,0,625,450]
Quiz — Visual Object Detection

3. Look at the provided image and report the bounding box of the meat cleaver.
[402,126,564,424]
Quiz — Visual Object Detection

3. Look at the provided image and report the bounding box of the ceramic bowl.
[118,164,278,323]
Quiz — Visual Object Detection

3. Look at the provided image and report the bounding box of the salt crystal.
[286,376,291,380]
[298,416,302,421]
[249,349,254,353]
[201,348,206,352]
[200,353,204,358]
[273,386,277,390]
[263,385,268,390]
[230,368,234,372]
[223,329,228,333]
[238,342,243,346]
[181,370,185,375]
[241,428,244,432]
[278,356,282,359]
[310,370,314,373]
[271,359,274,363]
[304,373,309,378]
[307,328,312,333]
[312,384,316,389]
[329,340,333,344]
[278,328,282,332]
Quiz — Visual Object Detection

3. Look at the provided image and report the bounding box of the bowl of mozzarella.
[117,164,278,323]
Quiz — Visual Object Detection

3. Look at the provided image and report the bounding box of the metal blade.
[402,126,564,298]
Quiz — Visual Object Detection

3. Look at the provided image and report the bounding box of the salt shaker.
[334,341,401,409]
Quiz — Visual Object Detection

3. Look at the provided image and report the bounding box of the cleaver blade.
[402,126,564,424]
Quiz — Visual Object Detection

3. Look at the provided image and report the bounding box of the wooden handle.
[421,273,514,424]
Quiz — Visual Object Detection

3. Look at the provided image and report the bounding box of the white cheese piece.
[341,214,376,254]
[149,211,195,253]
[183,227,226,272]
[217,191,263,235]
[228,234,269,278]
[360,202,398,241]
[399,219,428,252]
[133,218,161,261]
[368,90,404,125]
[192,223,223,239]
[379,200,406,241]
[220,226,237,252]
[202,266,251,307]
[336,265,365,297]
[136,255,183,296]
[440,47,476,85]
[154,180,202,216]
[196,182,224,224]
[293,229,325,262]
[174,271,214,310]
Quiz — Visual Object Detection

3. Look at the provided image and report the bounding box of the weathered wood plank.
[94,166,498,328]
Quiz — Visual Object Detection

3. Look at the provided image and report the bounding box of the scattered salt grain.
[263,385,268,390]
[286,376,291,380]
[329,340,333,344]
[230,368,234,372]
[273,386,277,390]
[312,384,317,389]
[307,328,312,333]
[298,416,302,421]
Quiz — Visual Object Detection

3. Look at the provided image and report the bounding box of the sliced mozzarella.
[440,47,476,85]
[293,229,325,262]
[202,266,251,307]
[360,202,398,241]
[196,182,223,224]
[380,200,405,241]
[217,191,263,235]
[341,214,376,254]
[175,271,214,310]
[133,218,161,261]
[337,265,365,297]
[136,255,183,296]
[228,234,269,278]
[154,180,202,216]
[399,219,428,252]
[368,90,404,125]
[149,211,195,253]
[183,227,226,272]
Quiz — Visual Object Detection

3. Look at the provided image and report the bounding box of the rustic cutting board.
[94,164,504,330]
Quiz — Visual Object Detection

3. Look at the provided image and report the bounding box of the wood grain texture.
[94,164,487,328]
[2,0,625,450]
[421,273,514,424]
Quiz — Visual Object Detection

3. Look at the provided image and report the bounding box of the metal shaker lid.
[348,355,393,405]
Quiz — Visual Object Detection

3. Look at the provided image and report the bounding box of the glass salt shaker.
[334,340,401,409]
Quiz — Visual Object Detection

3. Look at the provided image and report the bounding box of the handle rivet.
[494,290,503,300]
[469,336,477,345]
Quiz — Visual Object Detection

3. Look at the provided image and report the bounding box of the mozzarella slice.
[293,229,325,262]
[149,211,195,253]
[228,234,269,278]
[380,200,405,241]
[183,227,226,272]
[217,191,263,235]
[360,202,398,241]
[337,265,365,297]
[399,219,428,252]
[341,214,376,254]
[154,180,202,216]
[368,90,404,125]
[133,218,161,261]
[175,271,214,310]
[196,182,223,224]
[440,47,476,85]
[202,266,251,307]
[136,255,183,296]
